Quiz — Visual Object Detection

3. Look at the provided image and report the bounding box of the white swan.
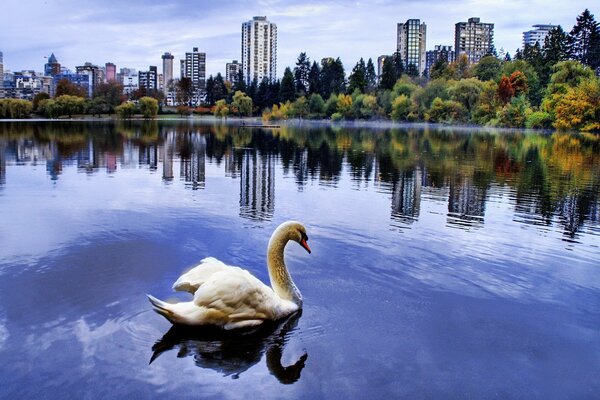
[148,221,311,330]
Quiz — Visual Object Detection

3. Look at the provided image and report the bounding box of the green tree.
[379,57,397,90]
[308,61,322,95]
[430,58,450,80]
[496,95,532,128]
[56,95,85,117]
[473,54,501,81]
[448,78,485,117]
[139,96,159,118]
[294,52,311,96]
[348,58,367,93]
[568,9,600,69]
[280,67,296,103]
[541,26,570,86]
[231,91,253,116]
[87,96,110,117]
[32,92,50,113]
[365,58,377,93]
[308,93,325,118]
[390,95,412,121]
[324,93,338,117]
[115,102,136,119]
[213,99,229,118]
[320,57,346,98]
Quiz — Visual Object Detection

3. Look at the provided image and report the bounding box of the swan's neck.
[267,233,302,306]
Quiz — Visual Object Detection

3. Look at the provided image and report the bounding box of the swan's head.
[274,221,311,254]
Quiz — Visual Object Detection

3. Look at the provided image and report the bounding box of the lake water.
[0,120,599,399]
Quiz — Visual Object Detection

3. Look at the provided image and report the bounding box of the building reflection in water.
[162,130,175,182]
[178,132,206,190]
[0,140,6,187]
[139,143,158,171]
[447,173,487,228]
[390,167,422,226]
[240,149,275,221]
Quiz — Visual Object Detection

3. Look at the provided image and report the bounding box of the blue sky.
[1,0,597,78]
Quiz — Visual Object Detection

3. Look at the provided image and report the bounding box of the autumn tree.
[55,79,86,98]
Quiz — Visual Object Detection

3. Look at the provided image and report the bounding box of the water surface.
[0,120,599,398]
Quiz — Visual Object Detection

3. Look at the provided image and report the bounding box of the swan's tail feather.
[147,294,177,323]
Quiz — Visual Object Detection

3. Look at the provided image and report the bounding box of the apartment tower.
[241,16,277,85]
[162,52,174,94]
[455,17,494,64]
[397,19,427,75]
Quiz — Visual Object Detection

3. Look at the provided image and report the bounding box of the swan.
[147,221,311,330]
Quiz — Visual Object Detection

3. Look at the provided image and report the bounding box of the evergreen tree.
[294,52,311,96]
[348,58,367,93]
[212,73,227,103]
[365,58,377,92]
[379,57,397,90]
[308,61,322,95]
[279,67,296,102]
[256,78,269,110]
[268,80,281,108]
[247,78,258,102]
[392,52,405,78]
[541,26,570,86]
[320,57,346,98]
[205,75,215,105]
[568,9,600,68]
[233,69,246,93]
[504,52,512,62]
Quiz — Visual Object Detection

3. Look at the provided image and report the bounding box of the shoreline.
[0,115,567,135]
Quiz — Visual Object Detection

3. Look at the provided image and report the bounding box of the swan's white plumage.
[148,221,310,330]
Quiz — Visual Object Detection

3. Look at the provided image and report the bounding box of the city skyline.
[1,0,597,79]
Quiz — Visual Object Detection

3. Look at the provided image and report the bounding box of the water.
[0,120,599,398]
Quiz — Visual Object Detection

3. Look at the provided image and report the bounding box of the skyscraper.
[181,47,206,91]
[105,62,116,82]
[0,51,3,89]
[523,24,557,48]
[139,66,158,91]
[455,17,494,64]
[162,52,174,94]
[226,60,241,84]
[241,16,277,84]
[397,19,427,75]
[44,53,61,76]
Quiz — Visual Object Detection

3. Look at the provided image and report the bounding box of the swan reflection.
[150,312,307,384]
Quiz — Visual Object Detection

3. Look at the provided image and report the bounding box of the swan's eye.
[302,233,308,241]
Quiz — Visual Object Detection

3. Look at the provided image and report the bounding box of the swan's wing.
[172,257,234,293]
[192,269,295,328]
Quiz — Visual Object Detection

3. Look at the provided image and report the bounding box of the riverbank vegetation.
[1,9,598,132]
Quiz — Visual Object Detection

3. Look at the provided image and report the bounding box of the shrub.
[525,111,553,129]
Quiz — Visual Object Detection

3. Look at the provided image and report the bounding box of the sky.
[1,0,597,79]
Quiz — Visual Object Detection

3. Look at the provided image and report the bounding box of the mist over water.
[0,120,599,398]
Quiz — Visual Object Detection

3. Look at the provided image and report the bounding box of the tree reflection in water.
[150,312,307,384]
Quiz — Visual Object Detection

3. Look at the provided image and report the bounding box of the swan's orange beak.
[300,238,311,254]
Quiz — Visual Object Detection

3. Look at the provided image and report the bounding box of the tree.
[205,75,215,104]
[553,77,600,131]
[430,58,450,80]
[541,26,570,85]
[115,102,136,119]
[308,61,322,95]
[177,77,194,106]
[233,69,246,93]
[55,95,85,118]
[255,78,269,110]
[568,9,600,69]
[93,81,124,109]
[379,57,397,90]
[294,52,311,96]
[32,92,50,112]
[405,63,419,77]
[139,96,158,118]
[231,91,253,116]
[211,73,227,103]
[365,58,377,93]
[280,67,296,103]
[348,58,367,93]
[391,95,412,120]
[497,76,515,104]
[320,57,346,98]
[55,79,86,98]
[308,93,326,118]
[473,54,502,81]
[502,60,541,105]
[213,99,229,118]
[87,96,110,117]
[448,78,485,117]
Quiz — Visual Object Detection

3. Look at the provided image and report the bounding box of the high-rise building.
[44,53,61,76]
[523,24,557,48]
[0,51,3,89]
[139,66,158,91]
[455,17,494,64]
[226,60,241,84]
[105,62,116,82]
[425,45,455,76]
[118,68,138,96]
[76,62,104,96]
[181,47,206,91]
[241,16,277,84]
[162,52,174,94]
[397,19,427,75]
